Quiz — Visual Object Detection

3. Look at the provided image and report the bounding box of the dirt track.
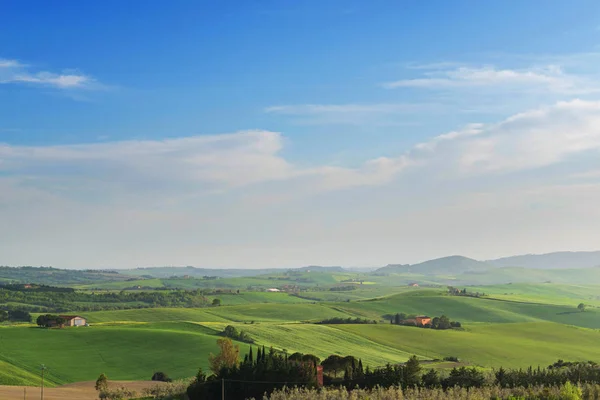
[0,380,165,400]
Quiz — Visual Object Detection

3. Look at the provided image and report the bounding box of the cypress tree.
[249,347,254,364]
[257,347,262,363]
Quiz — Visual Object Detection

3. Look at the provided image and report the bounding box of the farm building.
[59,315,87,327]
[266,288,281,292]
[415,315,431,326]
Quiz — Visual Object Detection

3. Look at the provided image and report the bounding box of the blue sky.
[2,1,600,268]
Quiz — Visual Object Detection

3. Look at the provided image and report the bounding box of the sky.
[2,1,600,269]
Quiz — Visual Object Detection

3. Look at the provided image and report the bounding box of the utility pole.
[40,364,46,400]
[221,378,225,400]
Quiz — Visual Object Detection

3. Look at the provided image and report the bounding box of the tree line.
[389,313,461,329]
[187,339,318,400]
[183,338,600,400]
[0,287,209,313]
[0,309,32,323]
[315,317,377,325]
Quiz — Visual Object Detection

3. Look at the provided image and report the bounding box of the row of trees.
[316,317,377,325]
[389,313,461,329]
[185,338,600,400]
[0,287,210,312]
[36,314,65,328]
[447,287,486,298]
[187,339,318,400]
[0,309,32,322]
[220,325,255,343]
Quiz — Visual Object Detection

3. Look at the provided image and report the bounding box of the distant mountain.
[487,251,600,270]
[122,265,348,278]
[293,266,347,273]
[123,266,284,278]
[374,256,491,276]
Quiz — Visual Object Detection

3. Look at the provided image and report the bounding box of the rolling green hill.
[374,256,492,276]
[334,322,600,368]
[2,285,600,386]
[0,324,252,384]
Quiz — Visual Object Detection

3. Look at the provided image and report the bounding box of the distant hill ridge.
[374,255,491,275]
[486,251,600,270]
[374,251,600,276]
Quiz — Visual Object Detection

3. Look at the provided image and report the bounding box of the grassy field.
[0,360,42,386]
[331,290,600,328]
[205,292,311,305]
[466,283,600,307]
[2,284,600,386]
[198,322,415,366]
[334,322,600,368]
[0,324,251,384]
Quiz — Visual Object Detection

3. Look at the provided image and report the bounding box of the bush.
[220,324,255,343]
[151,371,172,382]
[143,379,192,399]
[98,387,138,400]
[444,356,460,362]
[260,383,599,400]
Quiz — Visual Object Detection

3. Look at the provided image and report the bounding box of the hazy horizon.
[3,2,600,269]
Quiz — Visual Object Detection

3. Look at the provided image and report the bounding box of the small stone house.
[59,315,87,327]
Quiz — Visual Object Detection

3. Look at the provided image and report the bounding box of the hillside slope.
[375,255,491,275]
[488,251,600,269]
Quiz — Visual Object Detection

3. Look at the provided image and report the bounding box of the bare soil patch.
[0,380,166,400]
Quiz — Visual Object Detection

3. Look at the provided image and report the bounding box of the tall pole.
[221,378,224,400]
[40,364,46,400]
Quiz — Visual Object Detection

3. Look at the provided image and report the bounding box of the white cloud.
[0,130,405,204]
[0,59,24,68]
[0,57,93,89]
[3,100,600,267]
[384,65,594,94]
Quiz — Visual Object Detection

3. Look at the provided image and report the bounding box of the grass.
[74,278,166,290]
[205,303,355,322]
[0,324,251,384]
[332,290,600,328]
[466,283,600,307]
[198,322,415,367]
[0,359,44,386]
[84,307,231,323]
[2,286,600,386]
[206,292,311,305]
[333,322,600,368]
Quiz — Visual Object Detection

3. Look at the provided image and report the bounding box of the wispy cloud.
[384,64,595,94]
[3,100,600,267]
[265,103,436,125]
[0,57,95,89]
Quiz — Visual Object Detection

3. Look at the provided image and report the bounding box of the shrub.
[143,379,192,399]
[98,386,138,400]
[444,356,460,362]
[151,371,173,382]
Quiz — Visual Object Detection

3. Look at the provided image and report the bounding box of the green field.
[0,359,42,386]
[0,324,252,384]
[2,282,600,386]
[467,283,600,307]
[334,322,600,368]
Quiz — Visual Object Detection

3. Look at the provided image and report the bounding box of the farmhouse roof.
[58,315,85,320]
